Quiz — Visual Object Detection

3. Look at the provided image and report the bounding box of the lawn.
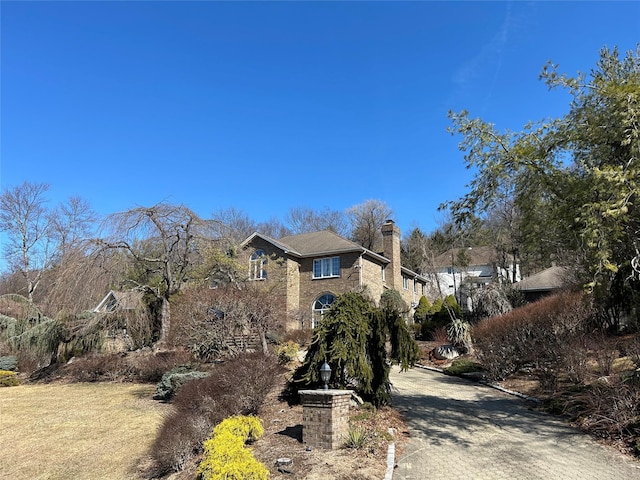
[0,382,169,480]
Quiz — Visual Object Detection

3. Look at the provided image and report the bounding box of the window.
[313,257,340,278]
[381,265,386,282]
[413,280,418,294]
[312,293,335,328]
[403,276,409,290]
[249,250,267,280]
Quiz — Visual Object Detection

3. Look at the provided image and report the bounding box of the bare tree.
[171,283,282,357]
[49,196,97,258]
[210,207,257,246]
[0,182,53,301]
[285,206,349,236]
[256,216,290,239]
[347,199,393,250]
[97,202,205,343]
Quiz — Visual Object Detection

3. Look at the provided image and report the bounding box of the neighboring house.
[513,265,569,302]
[239,220,428,330]
[431,246,521,311]
[93,290,144,313]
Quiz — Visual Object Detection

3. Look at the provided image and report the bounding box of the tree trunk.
[259,330,268,355]
[159,296,171,345]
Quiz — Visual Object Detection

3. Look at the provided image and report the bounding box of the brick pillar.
[299,390,351,450]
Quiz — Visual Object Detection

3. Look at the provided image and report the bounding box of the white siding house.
[431,246,521,311]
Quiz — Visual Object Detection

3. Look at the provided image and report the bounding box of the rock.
[432,344,460,361]
[350,392,364,406]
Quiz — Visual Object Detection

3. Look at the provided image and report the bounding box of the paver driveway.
[390,366,640,480]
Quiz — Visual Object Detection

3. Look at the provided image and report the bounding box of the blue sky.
[1,1,639,239]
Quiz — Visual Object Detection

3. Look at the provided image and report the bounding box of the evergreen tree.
[291,291,419,406]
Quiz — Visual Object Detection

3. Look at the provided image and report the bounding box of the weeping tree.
[97,203,207,344]
[291,290,419,406]
[0,294,111,369]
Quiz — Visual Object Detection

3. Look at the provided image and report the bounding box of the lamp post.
[320,361,331,390]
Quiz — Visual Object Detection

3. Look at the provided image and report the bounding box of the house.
[239,220,428,330]
[93,290,144,313]
[431,246,521,311]
[513,265,569,302]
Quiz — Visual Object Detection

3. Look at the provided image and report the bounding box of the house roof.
[513,266,568,292]
[241,230,390,264]
[93,290,144,312]
[432,246,499,268]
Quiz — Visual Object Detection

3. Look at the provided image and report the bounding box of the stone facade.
[299,389,352,450]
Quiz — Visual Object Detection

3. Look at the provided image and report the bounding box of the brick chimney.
[381,220,401,290]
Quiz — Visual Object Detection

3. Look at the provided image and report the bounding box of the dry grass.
[0,382,170,480]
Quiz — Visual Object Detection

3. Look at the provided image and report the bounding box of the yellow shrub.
[212,415,264,443]
[275,341,299,365]
[0,370,19,387]
[197,416,268,480]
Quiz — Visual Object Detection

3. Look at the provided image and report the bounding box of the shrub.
[150,352,282,475]
[472,291,592,383]
[443,359,484,376]
[420,295,462,340]
[413,296,431,324]
[129,349,194,383]
[63,353,130,382]
[447,318,472,352]
[561,376,640,452]
[154,367,210,401]
[211,415,264,442]
[282,328,312,347]
[345,425,368,449]
[411,323,422,339]
[432,326,449,344]
[0,355,18,371]
[275,341,299,365]
[57,350,195,384]
[0,370,19,387]
[197,416,268,480]
[152,410,203,474]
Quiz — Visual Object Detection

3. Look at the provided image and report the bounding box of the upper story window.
[403,276,409,290]
[381,265,386,282]
[313,256,340,279]
[413,280,418,294]
[249,250,267,280]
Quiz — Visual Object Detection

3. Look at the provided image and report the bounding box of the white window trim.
[312,293,335,328]
[249,250,267,280]
[313,256,341,279]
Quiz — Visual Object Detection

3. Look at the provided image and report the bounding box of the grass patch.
[0,382,169,480]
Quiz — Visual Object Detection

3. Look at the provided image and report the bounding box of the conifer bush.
[197,415,268,480]
[0,369,19,387]
[290,291,419,406]
[0,355,17,371]
[275,341,299,365]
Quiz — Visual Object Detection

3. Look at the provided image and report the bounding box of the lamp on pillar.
[320,361,331,390]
